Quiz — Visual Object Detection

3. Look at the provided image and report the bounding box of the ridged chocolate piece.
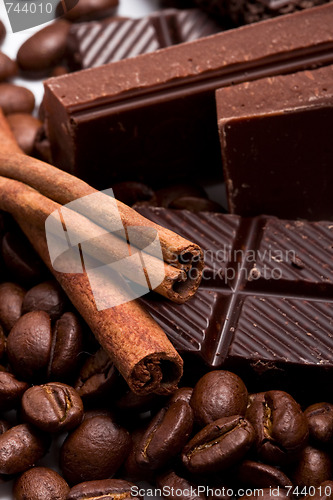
[137,207,333,378]
[68,8,222,70]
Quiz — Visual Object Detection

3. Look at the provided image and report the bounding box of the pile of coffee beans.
[0,214,332,499]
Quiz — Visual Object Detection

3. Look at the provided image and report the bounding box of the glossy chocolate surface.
[44,4,333,188]
[217,65,333,220]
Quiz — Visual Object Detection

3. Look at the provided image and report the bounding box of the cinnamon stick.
[0,175,191,302]
[0,110,203,301]
[0,176,183,395]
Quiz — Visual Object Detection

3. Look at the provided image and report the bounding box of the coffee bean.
[13,466,70,500]
[0,370,28,411]
[239,489,290,500]
[0,84,35,115]
[305,402,333,445]
[21,382,84,433]
[169,387,193,405]
[0,21,5,44]
[60,413,131,484]
[0,424,49,475]
[61,0,118,21]
[292,446,332,488]
[182,415,255,473]
[190,370,248,427]
[0,325,5,359]
[136,400,194,470]
[0,282,25,332]
[235,460,293,488]
[0,52,17,81]
[74,347,118,403]
[7,311,52,381]
[122,426,155,483]
[303,481,333,500]
[6,113,42,155]
[67,478,141,500]
[154,184,207,208]
[157,470,206,500]
[17,20,71,73]
[170,197,226,213]
[51,65,69,77]
[49,312,83,380]
[2,231,47,286]
[247,390,309,465]
[111,182,154,206]
[22,280,67,320]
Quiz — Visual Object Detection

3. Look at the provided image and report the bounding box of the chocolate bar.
[136,207,333,383]
[67,9,222,70]
[216,65,333,221]
[43,4,333,189]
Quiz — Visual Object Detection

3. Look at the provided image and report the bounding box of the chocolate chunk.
[44,4,333,188]
[217,64,333,220]
[135,207,333,383]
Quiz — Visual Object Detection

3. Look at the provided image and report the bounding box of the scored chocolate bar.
[216,64,333,221]
[67,8,222,70]
[136,207,333,382]
[43,4,333,189]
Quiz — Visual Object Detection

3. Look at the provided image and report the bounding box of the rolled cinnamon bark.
[0,176,183,395]
[0,110,203,297]
[0,176,190,302]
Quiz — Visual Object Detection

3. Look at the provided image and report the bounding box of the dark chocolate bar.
[216,64,333,221]
[67,9,222,70]
[44,4,333,189]
[136,207,333,381]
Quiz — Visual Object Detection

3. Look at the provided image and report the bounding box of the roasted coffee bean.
[60,0,118,21]
[247,390,308,465]
[0,282,25,332]
[51,65,68,76]
[7,311,52,381]
[0,370,28,411]
[239,489,290,500]
[305,402,333,445]
[154,184,207,208]
[169,387,193,405]
[49,312,83,380]
[0,20,5,43]
[136,400,194,470]
[13,466,70,500]
[190,370,248,427]
[303,481,333,500]
[0,52,17,81]
[182,415,255,473]
[0,424,49,475]
[122,426,155,483]
[22,280,67,320]
[0,325,5,359]
[21,382,84,433]
[17,20,71,73]
[292,446,332,488]
[235,460,293,488]
[170,197,226,213]
[157,470,206,500]
[67,478,141,500]
[0,84,35,115]
[74,347,118,403]
[2,231,47,286]
[7,113,42,155]
[60,413,131,484]
[112,181,154,206]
